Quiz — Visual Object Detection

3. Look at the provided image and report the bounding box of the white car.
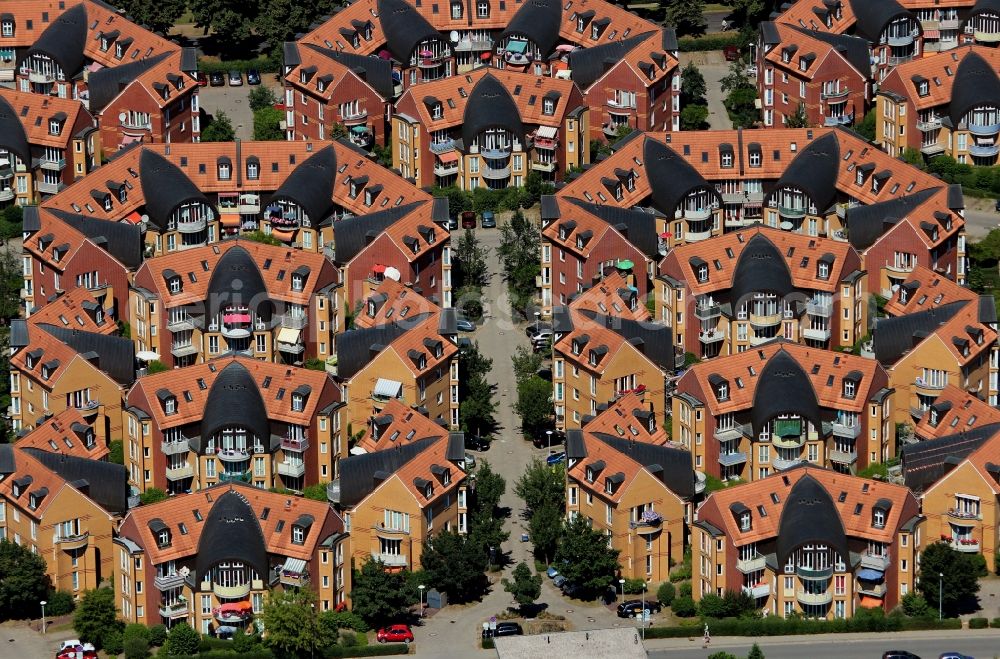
[58,640,95,652]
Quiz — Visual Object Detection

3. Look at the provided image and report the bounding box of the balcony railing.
[823,114,853,127]
[155,572,187,591]
[159,600,190,618]
[167,315,195,331]
[281,437,309,452]
[719,451,748,466]
[429,139,456,154]
[914,377,946,392]
[165,464,194,481]
[858,582,887,597]
[277,461,305,478]
[376,552,408,567]
[55,531,90,551]
[803,327,831,341]
[821,87,849,100]
[698,328,725,343]
[742,583,771,599]
[217,448,250,462]
[749,311,782,328]
[796,565,833,580]
[684,206,715,222]
[279,314,307,330]
[974,28,1000,43]
[796,589,833,605]
[36,180,63,194]
[736,553,767,573]
[530,160,557,172]
[947,508,982,521]
[482,164,511,180]
[686,229,713,242]
[340,108,368,124]
[916,117,943,131]
[886,30,918,47]
[695,303,721,319]
[773,456,806,471]
[170,343,198,358]
[219,470,252,483]
[950,537,980,552]
[806,300,832,317]
[832,421,861,439]
[454,37,493,51]
[860,552,890,571]
[0,188,13,202]
[777,205,806,219]
[829,449,858,464]
[39,157,65,171]
[920,142,945,156]
[714,426,743,442]
[969,143,1000,158]
[434,162,459,177]
[161,439,190,455]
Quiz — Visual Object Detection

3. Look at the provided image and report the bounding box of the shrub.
[148,624,167,647]
[678,581,692,598]
[657,582,676,607]
[969,553,989,577]
[482,637,495,650]
[123,635,149,659]
[707,653,739,659]
[698,594,727,618]
[991,617,1000,628]
[45,590,76,616]
[969,617,988,629]
[900,592,931,618]
[623,578,647,595]
[318,609,370,633]
[644,615,962,638]
[196,652,274,659]
[103,628,124,656]
[324,644,411,657]
[671,595,697,617]
[340,631,358,647]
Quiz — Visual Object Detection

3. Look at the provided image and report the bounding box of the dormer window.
[49,120,61,136]
[165,397,176,414]
[432,103,443,119]
[291,274,304,292]
[717,383,728,400]
[425,482,434,498]
[157,529,170,547]
[1,20,13,38]
[843,379,855,398]
[586,467,595,482]
[697,265,708,282]
[855,169,864,185]
[740,511,751,531]
[543,98,554,115]
[477,0,489,17]
[929,409,939,426]
[721,151,733,168]
[103,196,112,212]
[218,161,231,181]
[169,277,181,294]
[918,81,929,97]
[292,524,305,544]
[247,162,259,180]
[291,393,304,412]
[451,1,463,18]
[118,186,127,203]
[873,508,886,528]
[818,262,829,280]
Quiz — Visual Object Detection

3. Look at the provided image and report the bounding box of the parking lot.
[196,72,284,141]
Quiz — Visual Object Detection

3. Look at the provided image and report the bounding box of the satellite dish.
[140,214,149,223]
[118,112,127,122]
[449,30,459,43]
[179,566,190,577]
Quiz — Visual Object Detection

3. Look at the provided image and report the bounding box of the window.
[739,512,751,531]
[543,98,554,115]
[218,162,231,180]
[292,525,305,544]
[477,0,489,17]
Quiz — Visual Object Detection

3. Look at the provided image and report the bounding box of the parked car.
[532,337,552,354]
[228,70,243,86]
[465,434,491,451]
[546,566,560,578]
[938,654,972,659]
[196,72,208,86]
[58,649,97,659]
[246,69,261,85]
[482,622,523,639]
[376,625,414,643]
[546,451,566,465]
[209,72,225,86]
[552,574,568,588]
[461,210,476,229]
[528,328,553,343]
[525,322,553,337]
[560,581,584,598]
[481,210,496,228]
[994,198,1000,212]
[617,599,662,618]
[456,318,476,332]
[882,653,921,659]
[463,452,477,470]
[533,430,565,449]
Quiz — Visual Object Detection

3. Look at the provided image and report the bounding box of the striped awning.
[373,378,402,399]
[282,557,307,575]
[537,125,558,139]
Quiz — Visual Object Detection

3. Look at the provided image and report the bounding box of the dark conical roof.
[949,51,1000,127]
[768,132,840,214]
[462,74,524,148]
[751,349,821,439]
[206,245,270,316]
[139,149,212,231]
[644,137,721,219]
[201,361,270,449]
[776,472,849,566]
[196,488,268,583]
[22,3,88,78]
[267,144,337,225]
[377,0,441,62]
[0,94,31,165]
[730,232,794,308]
[500,0,563,56]
[847,0,916,42]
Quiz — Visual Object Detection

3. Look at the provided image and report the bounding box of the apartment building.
[756,22,869,129]
[658,226,867,358]
[0,1,200,154]
[877,46,1000,165]
[14,406,109,461]
[329,432,467,572]
[909,385,1000,443]
[875,265,999,423]
[393,69,588,190]
[551,278,675,431]
[115,484,348,631]
[673,342,893,483]
[129,241,340,369]
[122,358,342,494]
[8,314,135,439]
[564,394,696,582]
[0,442,127,597]
[0,88,99,204]
[693,467,921,617]
[335,296,459,432]
[902,425,1000,571]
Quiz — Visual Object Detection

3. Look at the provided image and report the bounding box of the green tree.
[553,515,620,598]
[472,461,505,515]
[855,108,876,142]
[657,581,676,607]
[698,593,727,618]
[901,591,931,618]
[242,230,282,245]
[680,62,707,106]
[454,229,491,289]
[253,107,284,141]
[459,342,496,436]
[350,558,413,627]
[188,0,255,45]
[747,643,766,659]
[421,530,489,603]
[139,487,168,505]
[45,590,76,616]
[163,622,200,656]
[0,249,23,320]
[109,440,125,464]
[497,211,540,319]
[103,628,125,656]
[249,85,278,111]
[302,482,329,501]
[512,345,544,384]
[148,624,168,647]
[145,360,168,375]
[671,594,697,616]
[232,628,264,653]
[514,458,565,514]
[784,103,809,128]
[900,147,925,169]
[0,539,51,621]
[117,0,188,34]
[253,0,340,52]
[260,587,320,658]
[0,206,24,241]
[514,376,552,436]
[917,542,981,616]
[528,501,563,563]
[73,588,122,650]
[201,111,236,142]
[503,562,542,611]
[123,623,150,659]
[680,104,710,131]
[721,62,759,128]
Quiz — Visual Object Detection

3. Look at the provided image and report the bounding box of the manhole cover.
[565,609,574,614]
[429,633,438,637]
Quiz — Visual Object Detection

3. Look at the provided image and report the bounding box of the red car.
[376,624,414,643]
[57,649,98,659]
[196,72,208,87]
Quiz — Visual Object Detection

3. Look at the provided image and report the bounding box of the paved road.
[0,620,77,658]
[197,77,283,141]
[965,208,998,240]
[647,628,1000,659]
[680,56,734,131]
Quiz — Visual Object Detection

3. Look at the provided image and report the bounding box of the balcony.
[920,142,945,156]
[686,228,713,242]
[947,508,982,523]
[603,123,629,138]
[221,320,253,339]
[860,552,890,571]
[772,456,806,471]
[803,327,831,341]
[214,605,253,623]
[39,157,65,171]
[279,314,307,330]
[714,426,743,442]
[829,449,858,465]
[796,565,833,580]
[434,161,459,177]
[886,30,918,47]
[161,439,190,455]
[219,470,251,483]
[684,206,715,222]
[416,53,447,69]
[455,37,493,51]
[531,160,557,172]
[27,70,55,84]
[821,87,849,100]
[277,339,304,354]
[55,531,90,551]
[217,448,251,463]
[429,139,456,154]
[719,451,748,467]
[376,552,408,567]
[695,471,706,494]
[832,421,861,439]
[167,315,195,332]
[736,553,767,573]
[277,461,306,478]
[170,343,198,358]
[916,117,943,131]
[749,311,782,328]
[950,537,981,552]
[806,300,832,317]
[36,180,63,194]
[481,145,512,159]
[279,569,309,588]
[772,435,805,450]
[796,589,833,605]
[910,406,926,420]
[0,188,12,201]
[482,164,511,180]
[969,143,1000,158]
[281,437,309,452]
[154,572,187,591]
[974,28,1000,43]
[914,377,946,395]
[76,399,100,416]
[777,205,806,220]
[742,583,771,599]
[176,218,207,234]
[699,328,725,343]
[159,600,189,619]
[823,114,853,127]
[340,108,368,125]
[214,581,252,599]
[165,464,194,481]
[695,303,722,320]
[858,582,887,597]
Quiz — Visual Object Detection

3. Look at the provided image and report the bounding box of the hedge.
[197,57,280,74]
[991,617,1000,628]
[645,615,963,638]
[185,652,274,659]
[678,34,742,52]
[969,617,988,629]
[323,644,410,657]
[482,638,495,650]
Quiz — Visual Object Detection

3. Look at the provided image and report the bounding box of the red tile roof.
[15,408,108,461]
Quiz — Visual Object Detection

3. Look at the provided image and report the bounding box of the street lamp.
[418,584,426,618]
[938,573,943,621]
[640,582,647,641]
[546,430,553,456]
[618,578,626,606]
[534,311,541,334]
[40,600,46,635]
